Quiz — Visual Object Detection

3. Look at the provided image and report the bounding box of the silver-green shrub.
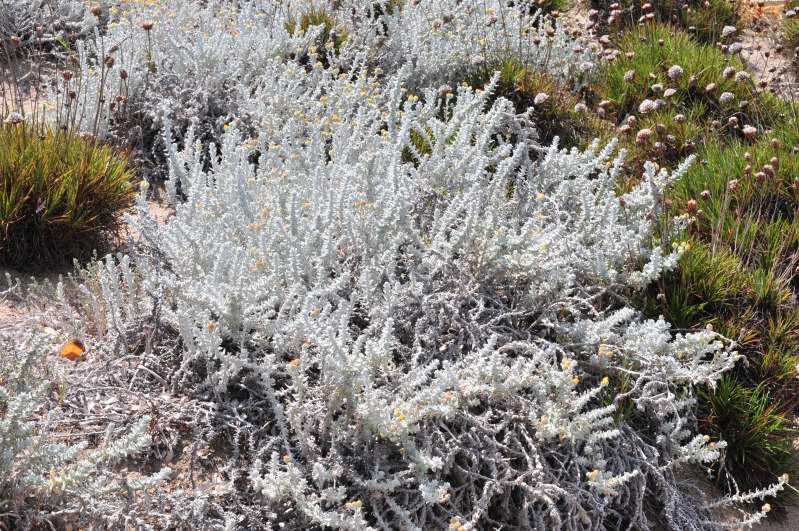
[366,0,597,91]
[60,61,784,528]
[5,1,788,529]
[56,0,321,151]
[0,0,91,47]
[0,330,157,529]
[55,0,593,171]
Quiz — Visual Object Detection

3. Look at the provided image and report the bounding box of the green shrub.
[641,142,799,502]
[596,23,788,178]
[671,130,799,263]
[598,24,779,127]
[0,124,134,270]
[642,126,799,498]
[682,0,741,44]
[699,378,798,495]
[370,0,403,17]
[519,0,571,15]
[642,240,750,328]
[601,23,799,505]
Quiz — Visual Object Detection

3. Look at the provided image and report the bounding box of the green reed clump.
[594,23,799,504]
[0,123,134,270]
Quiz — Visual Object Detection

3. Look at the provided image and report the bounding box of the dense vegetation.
[0,125,134,270]
[2,0,799,529]
[598,23,799,497]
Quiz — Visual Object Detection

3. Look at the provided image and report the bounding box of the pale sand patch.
[739,2,799,100]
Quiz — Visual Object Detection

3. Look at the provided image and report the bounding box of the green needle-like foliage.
[0,124,134,270]
[590,0,741,44]
[599,23,799,505]
[599,25,781,129]
[700,378,798,493]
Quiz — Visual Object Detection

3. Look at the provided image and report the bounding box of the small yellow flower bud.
[597,344,611,358]
[345,500,363,509]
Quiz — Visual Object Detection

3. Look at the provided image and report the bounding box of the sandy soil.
[739,6,799,101]
[1,54,54,117]
[0,299,22,328]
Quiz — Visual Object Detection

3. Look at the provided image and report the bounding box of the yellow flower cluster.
[345,499,363,510]
[449,516,466,530]
[671,240,692,254]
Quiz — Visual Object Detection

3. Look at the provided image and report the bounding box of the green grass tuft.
[783,2,799,53]
[598,24,780,128]
[601,22,799,503]
[700,378,798,495]
[0,125,135,271]
[285,8,349,56]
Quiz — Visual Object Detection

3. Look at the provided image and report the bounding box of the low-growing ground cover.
[2,0,799,529]
[588,0,742,44]
[582,19,799,501]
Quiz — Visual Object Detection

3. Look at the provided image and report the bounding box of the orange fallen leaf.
[59,339,86,362]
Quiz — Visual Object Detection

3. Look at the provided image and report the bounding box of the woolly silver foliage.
[3,1,790,529]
